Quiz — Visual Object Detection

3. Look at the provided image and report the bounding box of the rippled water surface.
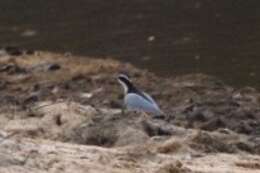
[0,0,260,88]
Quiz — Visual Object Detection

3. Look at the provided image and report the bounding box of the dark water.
[1,0,260,89]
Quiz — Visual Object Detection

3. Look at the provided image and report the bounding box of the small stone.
[80,93,93,99]
[4,46,23,56]
[20,29,37,37]
[48,64,61,71]
[194,55,201,60]
[147,36,155,42]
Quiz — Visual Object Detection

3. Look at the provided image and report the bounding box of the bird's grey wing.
[142,92,159,108]
[143,92,164,116]
[125,93,162,115]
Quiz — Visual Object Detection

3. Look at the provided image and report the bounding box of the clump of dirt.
[190,130,256,154]
[2,101,97,141]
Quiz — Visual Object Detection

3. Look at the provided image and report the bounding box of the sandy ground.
[0,48,260,172]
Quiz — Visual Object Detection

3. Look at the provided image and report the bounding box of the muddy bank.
[0,49,259,135]
[0,50,260,172]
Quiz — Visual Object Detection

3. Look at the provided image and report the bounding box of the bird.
[117,74,163,117]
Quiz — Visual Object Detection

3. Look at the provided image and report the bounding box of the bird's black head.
[117,74,130,83]
[117,74,135,93]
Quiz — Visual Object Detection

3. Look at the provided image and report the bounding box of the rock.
[71,121,118,146]
[20,29,37,37]
[80,92,93,99]
[0,64,27,74]
[24,49,35,55]
[142,120,173,137]
[0,81,7,90]
[23,93,39,105]
[4,46,23,56]
[199,117,226,131]
[47,63,61,71]
[31,63,61,72]
[191,131,237,153]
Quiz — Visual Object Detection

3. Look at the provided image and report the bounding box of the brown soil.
[0,49,260,172]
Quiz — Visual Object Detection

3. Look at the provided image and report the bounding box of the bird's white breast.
[118,79,128,94]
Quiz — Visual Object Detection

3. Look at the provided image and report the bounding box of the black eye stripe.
[117,76,134,92]
[118,76,129,83]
